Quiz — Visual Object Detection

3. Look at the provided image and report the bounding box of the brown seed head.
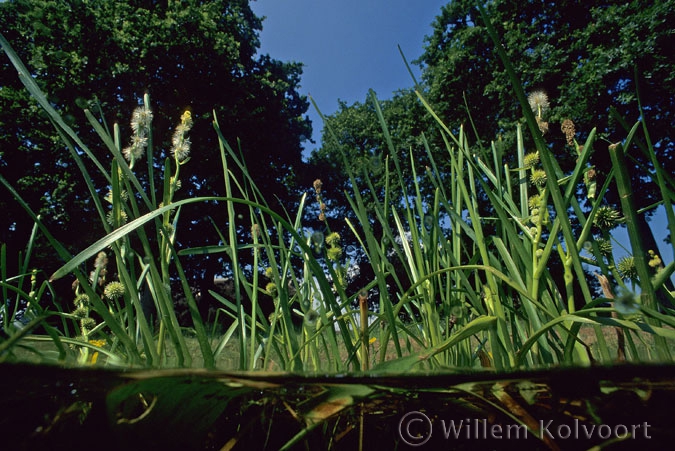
[561,119,576,146]
[313,179,323,194]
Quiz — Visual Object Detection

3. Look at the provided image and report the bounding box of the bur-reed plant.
[0,32,366,371]
[1,29,210,367]
[3,11,675,374]
[308,5,675,372]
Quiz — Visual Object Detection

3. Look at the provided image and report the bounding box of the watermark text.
[397,411,652,447]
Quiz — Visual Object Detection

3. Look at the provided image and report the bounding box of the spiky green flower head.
[264,267,274,279]
[106,209,128,226]
[74,293,90,309]
[523,152,540,169]
[617,256,638,281]
[265,282,278,299]
[80,317,97,331]
[597,238,613,257]
[528,194,542,211]
[104,189,129,204]
[327,245,343,262]
[325,232,340,247]
[268,311,281,324]
[73,306,88,318]
[530,169,547,188]
[594,206,622,230]
[104,281,125,300]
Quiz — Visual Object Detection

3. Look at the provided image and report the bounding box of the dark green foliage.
[419,0,675,210]
[307,89,439,301]
[308,0,674,302]
[0,0,311,289]
[309,89,434,225]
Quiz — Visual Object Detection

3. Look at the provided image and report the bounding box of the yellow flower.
[648,250,663,269]
[84,340,106,365]
[170,110,193,162]
[180,110,193,128]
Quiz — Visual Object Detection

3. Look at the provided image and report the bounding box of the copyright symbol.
[398,411,432,446]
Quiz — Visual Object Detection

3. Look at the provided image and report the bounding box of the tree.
[309,1,675,306]
[307,89,458,307]
[308,89,433,225]
[0,0,311,297]
[418,0,675,256]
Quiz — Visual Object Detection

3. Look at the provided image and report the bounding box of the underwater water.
[2,363,674,450]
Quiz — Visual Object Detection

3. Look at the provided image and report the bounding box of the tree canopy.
[307,0,675,300]
[309,89,433,225]
[0,0,311,287]
[419,0,675,210]
[417,0,674,284]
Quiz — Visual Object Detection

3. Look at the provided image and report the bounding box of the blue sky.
[250,0,448,152]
